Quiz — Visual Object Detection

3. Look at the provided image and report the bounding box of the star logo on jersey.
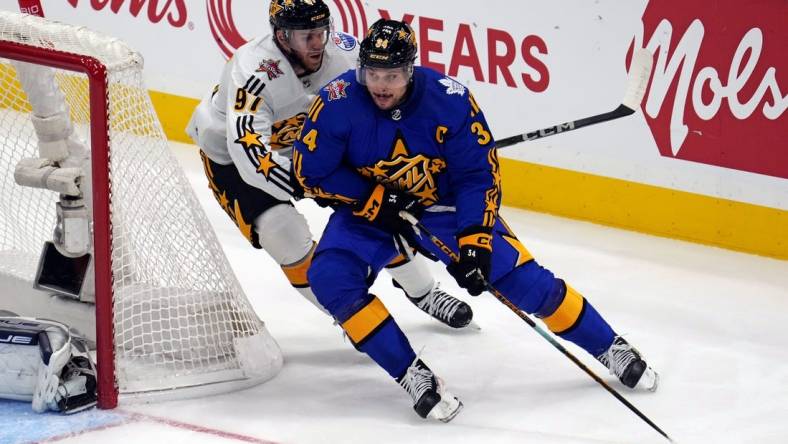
[256,59,284,81]
[255,152,278,177]
[358,130,446,206]
[324,79,350,101]
[234,128,264,150]
[439,78,466,96]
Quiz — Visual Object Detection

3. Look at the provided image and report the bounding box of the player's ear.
[275,29,290,49]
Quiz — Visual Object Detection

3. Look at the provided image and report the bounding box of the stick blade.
[621,48,654,111]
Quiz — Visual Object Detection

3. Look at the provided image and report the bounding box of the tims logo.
[66,0,189,28]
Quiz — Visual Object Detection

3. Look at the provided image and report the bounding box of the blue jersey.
[292,67,501,234]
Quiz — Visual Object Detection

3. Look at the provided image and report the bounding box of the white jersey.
[187,31,359,201]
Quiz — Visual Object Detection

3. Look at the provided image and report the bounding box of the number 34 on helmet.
[357,19,418,87]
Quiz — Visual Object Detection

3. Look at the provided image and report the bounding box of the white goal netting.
[0,11,282,404]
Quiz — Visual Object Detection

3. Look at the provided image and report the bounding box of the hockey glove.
[446,227,492,296]
[353,183,424,234]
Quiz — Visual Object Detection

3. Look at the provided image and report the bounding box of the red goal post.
[2,28,117,408]
[0,11,282,408]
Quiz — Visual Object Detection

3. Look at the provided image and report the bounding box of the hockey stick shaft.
[495,104,633,148]
[496,48,654,149]
[399,212,672,442]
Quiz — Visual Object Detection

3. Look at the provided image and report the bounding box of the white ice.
[2,141,786,444]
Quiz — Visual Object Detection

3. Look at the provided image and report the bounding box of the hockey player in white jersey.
[187,0,473,328]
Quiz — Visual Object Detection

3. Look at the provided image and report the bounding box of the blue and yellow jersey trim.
[482,147,502,228]
[292,149,357,205]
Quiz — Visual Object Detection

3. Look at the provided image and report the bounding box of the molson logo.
[207,1,549,93]
[637,1,786,179]
[66,0,189,28]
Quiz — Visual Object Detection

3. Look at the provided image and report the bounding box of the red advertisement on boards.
[641,0,786,179]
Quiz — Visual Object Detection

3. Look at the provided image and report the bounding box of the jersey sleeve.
[223,58,296,201]
[292,94,371,205]
[443,91,502,234]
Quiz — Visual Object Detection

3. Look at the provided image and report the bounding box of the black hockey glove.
[446,227,492,296]
[353,183,424,234]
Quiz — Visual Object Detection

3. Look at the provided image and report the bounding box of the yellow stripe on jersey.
[482,148,502,228]
[281,243,315,288]
[307,96,325,122]
[311,102,324,122]
[341,296,391,345]
[469,92,481,117]
[292,149,309,190]
[307,95,322,116]
[542,285,584,334]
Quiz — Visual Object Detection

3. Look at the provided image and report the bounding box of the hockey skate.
[399,282,474,329]
[596,336,659,391]
[397,358,463,422]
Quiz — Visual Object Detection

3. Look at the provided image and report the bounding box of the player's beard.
[290,49,324,76]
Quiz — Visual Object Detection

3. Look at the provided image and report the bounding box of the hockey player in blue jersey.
[187,0,473,331]
[292,19,658,422]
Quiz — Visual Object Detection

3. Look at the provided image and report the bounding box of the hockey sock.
[340,295,416,378]
[541,282,615,357]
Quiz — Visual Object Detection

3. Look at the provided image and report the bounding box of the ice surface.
[1,142,786,444]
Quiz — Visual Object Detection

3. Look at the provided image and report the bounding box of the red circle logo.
[207,0,368,59]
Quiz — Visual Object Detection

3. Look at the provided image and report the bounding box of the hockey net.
[0,11,282,408]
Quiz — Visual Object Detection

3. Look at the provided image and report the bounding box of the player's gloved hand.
[353,183,423,234]
[446,227,492,296]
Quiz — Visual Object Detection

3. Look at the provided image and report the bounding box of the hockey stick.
[495,48,653,149]
[399,211,672,442]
